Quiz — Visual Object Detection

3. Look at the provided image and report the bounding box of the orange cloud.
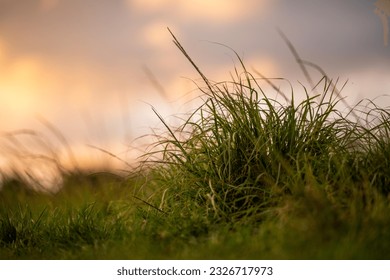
[39,0,60,12]
[0,54,102,136]
[141,20,176,49]
[0,38,5,63]
[128,0,269,23]
[0,57,51,122]
[176,0,263,23]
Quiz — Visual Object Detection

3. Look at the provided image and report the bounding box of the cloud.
[175,0,264,23]
[128,0,270,23]
[39,0,60,12]
[141,20,176,49]
[0,52,54,123]
[0,38,119,131]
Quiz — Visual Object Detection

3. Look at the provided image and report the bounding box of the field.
[1,32,390,259]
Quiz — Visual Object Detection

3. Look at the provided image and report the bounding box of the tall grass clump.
[2,30,390,259]
[139,30,390,228]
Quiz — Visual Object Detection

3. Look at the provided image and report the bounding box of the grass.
[1,31,390,259]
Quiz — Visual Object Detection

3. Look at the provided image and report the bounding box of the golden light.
[129,0,269,23]
[0,56,48,122]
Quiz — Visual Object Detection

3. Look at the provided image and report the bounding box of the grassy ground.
[1,32,390,259]
[1,170,390,259]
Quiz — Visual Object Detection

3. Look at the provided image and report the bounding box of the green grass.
[1,31,390,259]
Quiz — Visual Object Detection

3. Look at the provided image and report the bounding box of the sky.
[0,0,390,189]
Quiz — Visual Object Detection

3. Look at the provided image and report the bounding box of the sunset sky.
[1,0,390,184]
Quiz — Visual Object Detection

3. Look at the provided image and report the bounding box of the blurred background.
[0,0,389,190]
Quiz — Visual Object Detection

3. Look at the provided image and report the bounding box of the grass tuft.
[1,30,390,259]
[140,32,390,229]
